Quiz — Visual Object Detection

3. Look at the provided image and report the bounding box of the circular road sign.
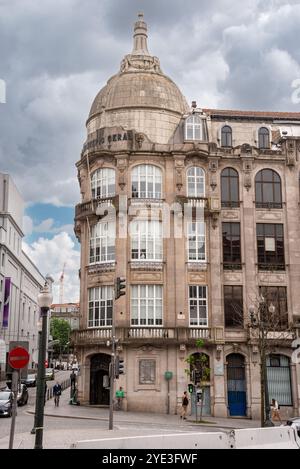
[8,347,29,370]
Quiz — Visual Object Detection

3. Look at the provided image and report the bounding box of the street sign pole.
[109,295,116,431]
[7,346,30,449]
[8,369,19,449]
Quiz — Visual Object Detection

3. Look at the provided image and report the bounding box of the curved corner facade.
[74,15,300,419]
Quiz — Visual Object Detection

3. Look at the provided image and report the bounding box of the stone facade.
[74,15,300,419]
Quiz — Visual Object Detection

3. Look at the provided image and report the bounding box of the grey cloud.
[0,0,300,207]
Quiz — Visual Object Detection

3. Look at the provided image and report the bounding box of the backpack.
[183,396,189,406]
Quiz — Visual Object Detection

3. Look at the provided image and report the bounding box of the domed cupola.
[87,14,189,144]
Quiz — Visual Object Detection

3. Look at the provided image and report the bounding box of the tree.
[185,339,210,423]
[230,293,294,427]
[50,318,71,360]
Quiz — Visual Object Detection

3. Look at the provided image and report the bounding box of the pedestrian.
[180,391,189,420]
[115,386,125,410]
[271,398,282,424]
[70,370,77,397]
[53,381,62,407]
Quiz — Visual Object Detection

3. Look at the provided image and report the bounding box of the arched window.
[221,168,239,208]
[266,355,292,406]
[91,168,115,199]
[258,127,270,149]
[187,167,205,197]
[185,115,202,140]
[131,164,162,199]
[255,169,282,208]
[221,125,232,147]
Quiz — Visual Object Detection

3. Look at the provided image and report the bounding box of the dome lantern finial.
[132,12,150,56]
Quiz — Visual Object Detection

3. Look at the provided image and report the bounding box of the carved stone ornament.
[210,174,217,191]
[286,140,296,166]
[120,54,162,74]
[135,133,145,149]
[174,157,185,192]
[208,159,218,172]
[244,172,252,191]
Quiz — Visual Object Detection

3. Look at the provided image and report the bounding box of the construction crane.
[59,262,66,304]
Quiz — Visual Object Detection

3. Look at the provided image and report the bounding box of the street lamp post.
[249,298,275,428]
[33,282,53,449]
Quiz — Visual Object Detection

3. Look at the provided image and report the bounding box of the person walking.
[53,381,62,407]
[115,386,125,410]
[271,398,282,424]
[70,370,77,398]
[180,391,189,420]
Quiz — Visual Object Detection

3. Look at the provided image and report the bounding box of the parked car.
[17,384,29,406]
[45,368,55,381]
[21,374,36,387]
[286,417,300,437]
[0,390,13,417]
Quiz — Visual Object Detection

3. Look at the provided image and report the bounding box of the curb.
[26,409,248,430]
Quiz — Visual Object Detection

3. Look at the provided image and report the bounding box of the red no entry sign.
[8,347,29,369]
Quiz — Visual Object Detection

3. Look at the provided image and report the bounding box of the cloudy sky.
[0,0,300,301]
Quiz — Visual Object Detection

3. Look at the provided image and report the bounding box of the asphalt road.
[0,370,71,440]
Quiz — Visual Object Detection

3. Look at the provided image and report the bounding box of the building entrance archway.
[89,353,111,405]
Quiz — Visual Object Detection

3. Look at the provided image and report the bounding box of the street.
[0,369,260,449]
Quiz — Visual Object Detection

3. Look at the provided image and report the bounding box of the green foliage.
[50,318,71,355]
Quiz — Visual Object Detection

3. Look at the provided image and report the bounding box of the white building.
[0,173,45,378]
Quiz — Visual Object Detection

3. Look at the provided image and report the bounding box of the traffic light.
[115,356,125,379]
[115,277,126,300]
[188,383,194,394]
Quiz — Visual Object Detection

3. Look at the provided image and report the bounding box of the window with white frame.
[131,165,162,199]
[189,285,208,326]
[187,167,205,197]
[88,286,113,327]
[185,115,202,140]
[131,220,162,261]
[187,221,206,261]
[91,168,115,199]
[89,221,115,264]
[131,285,163,326]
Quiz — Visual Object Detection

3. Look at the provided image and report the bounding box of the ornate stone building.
[74,14,300,418]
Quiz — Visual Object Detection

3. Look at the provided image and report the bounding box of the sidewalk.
[31,391,262,429]
[1,390,282,449]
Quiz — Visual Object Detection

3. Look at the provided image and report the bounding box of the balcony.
[71,326,213,346]
[176,195,208,211]
[75,196,118,220]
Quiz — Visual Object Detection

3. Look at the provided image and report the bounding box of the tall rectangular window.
[88,286,113,327]
[256,224,285,270]
[259,286,288,329]
[131,285,163,326]
[224,285,243,328]
[139,359,156,384]
[187,221,206,261]
[189,285,208,326]
[89,221,115,264]
[131,220,162,261]
[222,222,241,269]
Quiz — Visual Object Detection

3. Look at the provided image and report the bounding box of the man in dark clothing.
[70,371,76,398]
[53,382,62,407]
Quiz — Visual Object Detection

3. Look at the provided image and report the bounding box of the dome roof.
[89,71,188,118]
[87,14,189,144]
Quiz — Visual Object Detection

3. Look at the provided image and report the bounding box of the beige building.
[73,14,300,419]
[51,303,80,331]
